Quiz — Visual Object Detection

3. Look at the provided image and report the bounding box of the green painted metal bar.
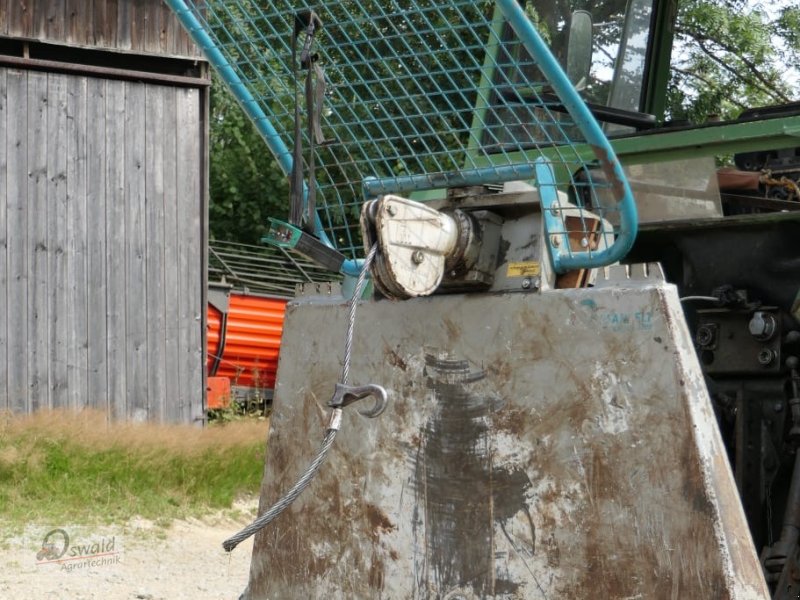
[611,117,800,165]
[465,5,506,158]
[472,115,800,171]
[641,0,678,120]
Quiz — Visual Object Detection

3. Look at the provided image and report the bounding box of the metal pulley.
[360,195,481,299]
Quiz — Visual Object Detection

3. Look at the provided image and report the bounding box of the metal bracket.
[262,218,346,273]
[328,383,388,418]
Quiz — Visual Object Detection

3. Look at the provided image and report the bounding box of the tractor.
[168,1,799,597]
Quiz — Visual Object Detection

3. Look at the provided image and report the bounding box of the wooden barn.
[0,2,209,423]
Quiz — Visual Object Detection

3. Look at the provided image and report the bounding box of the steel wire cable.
[222,244,378,552]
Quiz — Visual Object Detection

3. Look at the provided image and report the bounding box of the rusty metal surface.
[246,283,768,599]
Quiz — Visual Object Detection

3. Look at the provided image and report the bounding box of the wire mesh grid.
[172,0,635,265]
[209,240,339,297]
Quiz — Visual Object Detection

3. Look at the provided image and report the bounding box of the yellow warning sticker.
[506,261,541,277]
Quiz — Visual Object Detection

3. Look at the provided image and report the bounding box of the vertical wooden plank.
[175,87,203,425]
[129,0,145,53]
[199,79,210,419]
[47,73,69,409]
[28,71,49,412]
[3,69,30,413]
[94,0,117,49]
[143,0,162,55]
[44,0,66,42]
[6,69,28,413]
[162,89,180,422]
[105,79,126,420]
[66,0,91,47]
[145,84,167,422]
[0,69,7,410]
[182,2,200,58]
[66,75,88,411]
[116,0,131,51]
[86,77,107,412]
[9,0,33,38]
[35,0,47,39]
[164,0,181,57]
[125,81,148,421]
[0,0,8,36]
[158,2,171,55]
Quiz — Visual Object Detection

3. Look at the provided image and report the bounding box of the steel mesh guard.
[167,0,637,272]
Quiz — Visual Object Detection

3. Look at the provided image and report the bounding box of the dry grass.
[0,410,268,526]
[0,409,267,455]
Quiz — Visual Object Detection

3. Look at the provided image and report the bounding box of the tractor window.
[481,0,657,148]
[536,0,655,110]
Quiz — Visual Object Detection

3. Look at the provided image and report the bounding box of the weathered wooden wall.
[0,67,206,422]
[0,0,200,57]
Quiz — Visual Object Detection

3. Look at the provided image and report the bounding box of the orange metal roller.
[207,293,287,390]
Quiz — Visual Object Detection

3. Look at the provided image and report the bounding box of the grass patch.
[0,410,267,526]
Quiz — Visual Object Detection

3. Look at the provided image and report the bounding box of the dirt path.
[0,501,258,600]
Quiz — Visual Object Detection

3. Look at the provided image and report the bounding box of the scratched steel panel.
[246,284,768,599]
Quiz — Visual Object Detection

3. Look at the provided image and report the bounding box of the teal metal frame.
[164,0,361,275]
[166,0,640,274]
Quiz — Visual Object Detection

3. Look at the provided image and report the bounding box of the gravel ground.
[0,501,258,600]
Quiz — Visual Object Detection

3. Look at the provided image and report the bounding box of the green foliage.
[667,0,799,123]
[207,398,271,424]
[209,71,290,244]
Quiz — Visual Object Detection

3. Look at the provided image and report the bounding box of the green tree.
[667,0,800,122]
[209,71,289,244]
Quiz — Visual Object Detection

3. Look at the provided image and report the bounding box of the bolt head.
[521,278,531,289]
[696,325,716,347]
[411,250,425,265]
[749,311,776,341]
[757,348,775,366]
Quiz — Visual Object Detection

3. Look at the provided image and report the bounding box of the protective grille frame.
[167,0,637,271]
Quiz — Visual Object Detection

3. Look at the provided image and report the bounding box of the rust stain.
[365,503,396,541]
[442,317,461,342]
[492,405,530,437]
[383,342,408,371]
[368,554,385,591]
[711,449,767,589]
[574,428,728,598]
[590,144,625,202]
[485,360,513,385]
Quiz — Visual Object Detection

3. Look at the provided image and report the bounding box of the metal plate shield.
[246,284,768,599]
